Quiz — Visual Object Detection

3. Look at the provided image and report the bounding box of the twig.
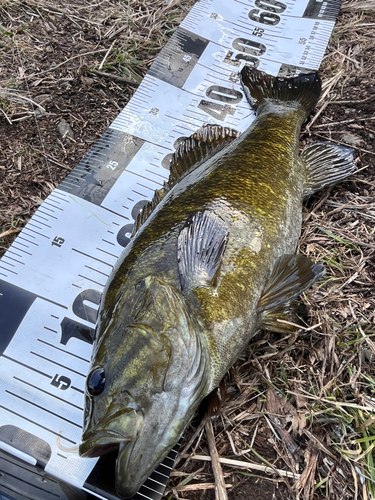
[358,324,375,357]
[0,228,22,239]
[312,116,375,128]
[205,417,228,500]
[187,454,301,479]
[287,390,375,413]
[28,49,109,77]
[90,69,139,86]
[328,95,375,105]
[0,106,12,125]
[169,482,233,493]
[306,70,344,132]
[0,90,46,113]
[174,417,206,467]
[98,40,116,70]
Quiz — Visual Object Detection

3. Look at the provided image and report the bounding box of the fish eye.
[87,368,105,396]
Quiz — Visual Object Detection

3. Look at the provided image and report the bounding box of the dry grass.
[1,0,375,499]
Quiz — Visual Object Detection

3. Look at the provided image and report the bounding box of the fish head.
[79,275,209,498]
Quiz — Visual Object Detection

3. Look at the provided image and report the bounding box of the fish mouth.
[80,432,138,498]
[115,441,139,499]
[79,430,129,458]
[80,407,143,458]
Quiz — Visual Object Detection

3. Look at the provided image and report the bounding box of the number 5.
[51,374,71,390]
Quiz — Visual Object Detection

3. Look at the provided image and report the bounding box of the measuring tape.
[0,0,342,498]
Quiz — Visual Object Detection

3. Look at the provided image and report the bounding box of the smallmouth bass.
[79,67,355,497]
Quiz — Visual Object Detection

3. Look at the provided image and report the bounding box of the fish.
[79,67,355,498]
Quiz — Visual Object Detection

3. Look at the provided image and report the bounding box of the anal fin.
[177,211,228,292]
[258,254,324,333]
[301,142,356,198]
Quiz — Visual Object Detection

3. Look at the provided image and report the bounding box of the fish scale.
[0,1,345,499]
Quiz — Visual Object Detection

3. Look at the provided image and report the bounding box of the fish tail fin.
[240,67,321,118]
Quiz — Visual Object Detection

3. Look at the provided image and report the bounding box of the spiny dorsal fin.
[132,125,239,237]
[131,183,169,236]
[170,124,240,186]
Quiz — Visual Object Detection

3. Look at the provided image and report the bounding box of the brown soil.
[1,1,375,500]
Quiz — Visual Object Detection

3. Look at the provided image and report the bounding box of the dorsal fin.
[132,182,169,236]
[170,124,240,185]
[132,125,240,236]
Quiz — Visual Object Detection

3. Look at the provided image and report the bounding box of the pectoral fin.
[258,254,324,333]
[301,142,355,198]
[177,211,228,292]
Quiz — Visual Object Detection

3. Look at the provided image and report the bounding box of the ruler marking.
[96,247,118,259]
[38,339,90,363]
[33,213,51,222]
[136,182,157,193]
[145,478,165,488]
[101,239,115,247]
[37,209,58,220]
[128,104,149,112]
[72,248,114,267]
[135,493,152,500]
[152,470,169,478]
[0,405,77,444]
[142,485,161,495]
[6,390,82,428]
[2,256,24,266]
[71,385,84,394]
[30,351,86,378]
[28,220,52,230]
[7,249,24,258]
[165,114,195,127]
[50,193,69,203]
[99,204,130,220]
[127,169,164,186]
[1,260,15,268]
[146,168,168,180]
[0,265,17,275]
[59,179,82,188]
[2,354,51,378]
[43,326,58,333]
[18,236,38,246]
[27,222,44,231]
[24,228,50,240]
[77,274,106,287]
[173,124,193,134]
[84,265,110,278]
[43,202,64,212]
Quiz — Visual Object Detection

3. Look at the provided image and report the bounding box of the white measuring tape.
[0,0,342,498]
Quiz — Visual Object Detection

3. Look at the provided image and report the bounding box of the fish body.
[79,68,355,497]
